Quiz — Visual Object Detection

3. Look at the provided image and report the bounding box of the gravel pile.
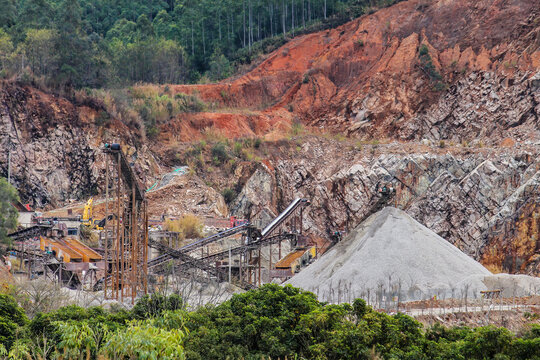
[287,207,540,302]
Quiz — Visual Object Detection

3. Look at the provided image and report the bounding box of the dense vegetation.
[0,0,404,88]
[0,284,539,359]
[0,178,19,245]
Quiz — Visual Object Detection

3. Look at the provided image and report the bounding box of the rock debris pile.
[287,207,540,302]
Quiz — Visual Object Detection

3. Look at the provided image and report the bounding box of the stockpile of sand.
[287,207,540,302]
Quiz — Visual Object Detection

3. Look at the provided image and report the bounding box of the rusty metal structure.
[103,144,148,302]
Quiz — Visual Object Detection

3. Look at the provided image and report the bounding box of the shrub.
[221,188,236,204]
[165,214,203,239]
[94,110,111,126]
[254,138,262,148]
[419,44,429,56]
[146,124,160,139]
[211,142,229,165]
[233,141,243,156]
[102,318,187,360]
[0,294,27,326]
[0,317,17,351]
[418,43,444,86]
[290,122,304,136]
[132,294,184,319]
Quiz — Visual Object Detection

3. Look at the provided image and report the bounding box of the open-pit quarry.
[0,0,538,328]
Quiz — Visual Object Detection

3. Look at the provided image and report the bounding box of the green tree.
[23,29,57,77]
[207,47,233,81]
[0,294,28,351]
[14,0,54,37]
[460,326,514,359]
[0,178,19,245]
[54,0,89,87]
[102,318,187,360]
[0,0,16,29]
[0,30,13,76]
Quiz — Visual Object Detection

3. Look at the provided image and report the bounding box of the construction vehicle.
[81,198,110,230]
[81,198,94,226]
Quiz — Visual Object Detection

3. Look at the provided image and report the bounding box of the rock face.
[0,83,101,207]
[401,71,540,143]
[232,139,540,276]
[0,82,156,208]
[146,170,228,219]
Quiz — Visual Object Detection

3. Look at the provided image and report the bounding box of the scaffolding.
[103,144,148,303]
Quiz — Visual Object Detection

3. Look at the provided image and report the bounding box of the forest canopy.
[0,0,404,88]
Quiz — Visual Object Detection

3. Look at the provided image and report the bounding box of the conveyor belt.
[104,146,144,201]
[148,198,308,280]
[7,225,52,242]
[154,233,295,275]
[147,223,250,268]
[261,198,308,237]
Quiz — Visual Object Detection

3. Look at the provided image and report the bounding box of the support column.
[104,154,109,298]
[258,249,261,287]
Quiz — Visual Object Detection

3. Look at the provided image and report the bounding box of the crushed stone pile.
[287,207,540,302]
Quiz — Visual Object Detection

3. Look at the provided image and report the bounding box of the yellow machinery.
[82,198,94,226]
[81,198,105,230]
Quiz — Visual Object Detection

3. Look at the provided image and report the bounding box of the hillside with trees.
[0,0,403,88]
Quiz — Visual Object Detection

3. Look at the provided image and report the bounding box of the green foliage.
[211,142,230,165]
[207,48,233,82]
[55,321,98,359]
[102,318,187,360]
[94,110,110,126]
[0,178,19,245]
[418,43,446,91]
[0,0,407,88]
[0,294,27,351]
[0,294,27,326]
[0,317,17,351]
[132,293,184,319]
[1,287,540,359]
[221,188,237,204]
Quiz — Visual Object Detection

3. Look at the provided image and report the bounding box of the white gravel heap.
[287,207,540,302]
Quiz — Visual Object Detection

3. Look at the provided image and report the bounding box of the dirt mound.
[286,207,540,301]
[145,171,228,219]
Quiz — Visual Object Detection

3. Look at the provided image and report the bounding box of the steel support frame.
[103,148,148,303]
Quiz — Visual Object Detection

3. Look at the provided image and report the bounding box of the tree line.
[0,284,539,359]
[0,0,403,88]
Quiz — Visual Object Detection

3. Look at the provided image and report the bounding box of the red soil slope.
[156,0,539,142]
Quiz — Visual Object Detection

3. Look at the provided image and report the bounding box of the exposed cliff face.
[0,83,99,207]
[0,82,156,208]
[232,138,540,276]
